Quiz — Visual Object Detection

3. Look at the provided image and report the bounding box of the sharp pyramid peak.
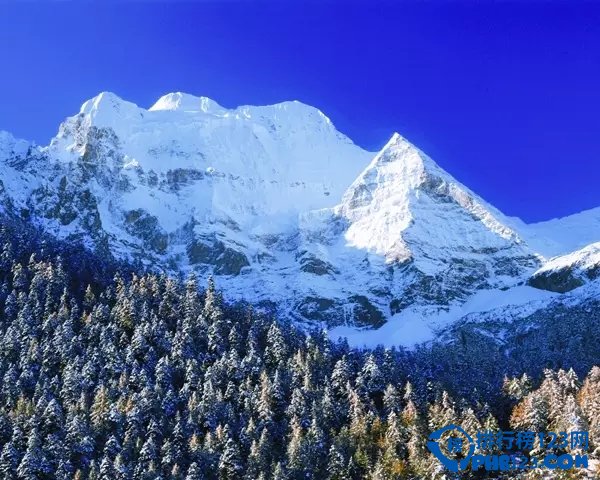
[370,132,449,178]
[339,131,521,241]
[348,132,447,198]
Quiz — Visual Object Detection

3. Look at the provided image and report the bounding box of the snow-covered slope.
[0,91,598,342]
[330,284,560,347]
[523,207,600,257]
[287,133,540,325]
[0,131,43,215]
[529,242,600,293]
[337,133,534,276]
[48,91,371,222]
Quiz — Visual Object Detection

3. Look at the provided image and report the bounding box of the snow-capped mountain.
[0,91,598,343]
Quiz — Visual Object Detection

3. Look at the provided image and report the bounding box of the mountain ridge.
[0,91,598,345]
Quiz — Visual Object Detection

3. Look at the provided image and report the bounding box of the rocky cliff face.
[0,92,598,337]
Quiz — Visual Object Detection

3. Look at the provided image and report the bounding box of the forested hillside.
[0,221,599,479]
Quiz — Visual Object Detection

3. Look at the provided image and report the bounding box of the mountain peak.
[149,92,226,115]
[339,130,525,267]
[342,132,443,208]
[77,92,143,131]
[371,132,448,179]
[80,91,138,114]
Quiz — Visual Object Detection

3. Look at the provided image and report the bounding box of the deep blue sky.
[0,1,599,222]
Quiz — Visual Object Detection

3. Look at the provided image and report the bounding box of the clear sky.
[0,1,599,222]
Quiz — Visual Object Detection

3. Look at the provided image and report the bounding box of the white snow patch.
[330,285,559,348]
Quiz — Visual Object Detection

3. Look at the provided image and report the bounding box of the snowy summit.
[0,91,599,346]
